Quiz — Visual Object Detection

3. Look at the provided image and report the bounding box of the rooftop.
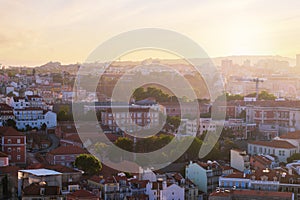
[248,140,296,149]
[280,131,300,139]
[48,145,88,155]
[0,126,24,136]
[210,190,293,198]
[23,183,60,196]
[67,189,98,198]
[19,168,62,176]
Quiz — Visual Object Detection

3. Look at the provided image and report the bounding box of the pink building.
[46,146,88,167]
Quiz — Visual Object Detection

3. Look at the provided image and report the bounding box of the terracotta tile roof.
[88,175,103,183]
[15,107,44,111]
[196,161,221,170]
[27,163,80,173]
[0,127,24,136]
[67,189,98,198]
[48,146,88,155]
[280,131,300,139]
[224,172,246,179]
[249,140,296,149]
[251,155,272,166]
[0,151,8,157]
[62,134,82,143]
[23,183,60,196]
[210,190,293,198]
[46,164,81,173]
[250,100,300,108]
[0,103,13,110]
[0,165,20,177]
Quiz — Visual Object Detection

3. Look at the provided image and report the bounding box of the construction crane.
[236,77,264,99]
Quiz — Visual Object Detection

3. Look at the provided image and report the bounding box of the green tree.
[6,119,16,128]
[41,123,47,131]
[258,91,276,100]
[167,116,181,130]
[94,142,109,160]
[115,137,134,152]
[287,153,300,163]
[75,154,102,175]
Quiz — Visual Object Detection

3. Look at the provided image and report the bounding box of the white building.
[14,108,57,130]
[248,140,297,162]
[230,149,250,174]
[186,118,216,136]
[275,131,300,152]
[185,161,222,193]
[6,95,56,130]
[146,180,184,200]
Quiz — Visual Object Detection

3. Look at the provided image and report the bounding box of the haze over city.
[3,1,300,200]
[1,0,300,66]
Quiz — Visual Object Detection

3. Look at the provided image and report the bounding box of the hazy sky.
[1,0,300,66]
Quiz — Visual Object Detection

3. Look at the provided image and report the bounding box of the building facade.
[186,161,222,194]
[0,127,26,164]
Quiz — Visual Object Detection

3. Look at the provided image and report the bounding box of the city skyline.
[1,0,300,66]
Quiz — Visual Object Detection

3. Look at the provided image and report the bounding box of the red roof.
[280,131,300,139]
[0,103,13,111]
[210,190,293,198]
[27,95,43,100]
[67,189,98,198]
[62,134,82,143]
[48,146,88,155]
[0,127,24,136]
[27,163,81,173]
[0,151,8,158]
[249,140,296,149]
[251,155,272,166]
[23,183,60,196]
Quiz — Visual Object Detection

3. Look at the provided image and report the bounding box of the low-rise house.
[250,154,279,170]
[27,163,83,194]
[18,168,63,198]
[248,140,297,162]
[46,146,88,167]
[219,168,300,199]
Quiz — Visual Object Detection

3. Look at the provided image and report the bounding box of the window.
[17,139,21,144]
[7,148,11,152]
[17,155,21,160]
[7,139,11,144]
[17,147,20,152]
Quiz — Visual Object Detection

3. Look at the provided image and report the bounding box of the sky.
[1,0,300,66]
